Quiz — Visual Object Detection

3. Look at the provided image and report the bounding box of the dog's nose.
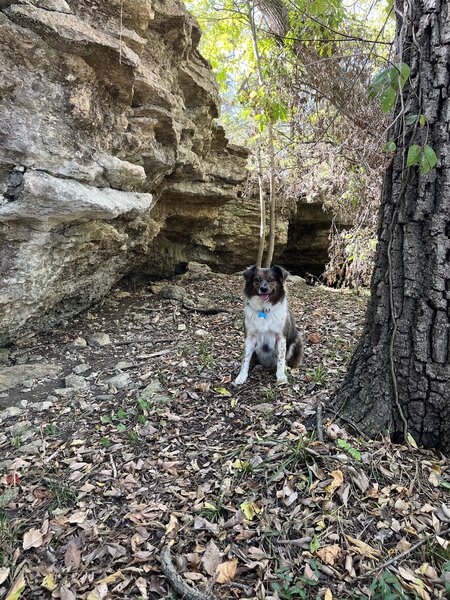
[259,284,269,293]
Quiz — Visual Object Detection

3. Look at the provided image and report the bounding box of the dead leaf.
[96,571,125,585]
[325,470,344,495]
[316,544,342,566]
[324,589,333,600]
[164,514,179,539]
[202,539,221,576]
[64,539,81,570]
[41,574,57,591]
[308,333,322,344]
[5,570,26,600]
[216,559,238,584]
[135,577,148,599]
[346,535,381,559]
[0,567,10,585]
[22,527,44,550]
[60,587,76,600]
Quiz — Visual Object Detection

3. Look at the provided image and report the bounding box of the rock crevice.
[0,0,248,344]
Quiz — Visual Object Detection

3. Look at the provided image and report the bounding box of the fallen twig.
[160,545,217,600]
[357,526,450,580]
[316,402,324,441]
[114,338,173,346]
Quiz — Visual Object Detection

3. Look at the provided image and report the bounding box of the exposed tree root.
[160,546,218,600]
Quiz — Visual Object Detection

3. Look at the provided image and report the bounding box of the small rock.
[71,337,87,348]
[186,261,211,274]
[195,329,208,337]
[0,348,10,362]
[65,374,88,389]
[34,400,54,412]
[54,388,77,398]
[19,440,42,455]
[0,406,24,420]
[73,364,90,374]
[158,285,186,302]
[6,420,32,436]
[177,323,187,331]
[287,275,306,286]
[107,373,131,390]
[0,363,61,392]
[22,379,36,388]
[88,333,112,347]
[115,360,133,370]
[96,394,114,401]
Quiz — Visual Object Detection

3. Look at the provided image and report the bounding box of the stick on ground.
[160,546,217,600]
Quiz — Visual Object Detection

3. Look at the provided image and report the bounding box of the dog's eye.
[254,278,261,284]
[267,278,274,283]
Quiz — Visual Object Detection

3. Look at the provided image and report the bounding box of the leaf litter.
[0,267,449,599]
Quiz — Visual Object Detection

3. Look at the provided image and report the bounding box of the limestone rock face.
[0,0,248,344]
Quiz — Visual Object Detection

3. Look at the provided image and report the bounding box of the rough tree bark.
[332,0,450,452]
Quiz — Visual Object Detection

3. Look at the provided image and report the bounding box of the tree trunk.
[264,121,276,267]
[248,0,277,268]
[332,0,450,452]
[255,143,266,268]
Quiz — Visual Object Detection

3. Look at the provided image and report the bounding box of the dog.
[234,265,303,384]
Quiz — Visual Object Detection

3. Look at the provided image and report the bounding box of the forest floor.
[0,265,449,600]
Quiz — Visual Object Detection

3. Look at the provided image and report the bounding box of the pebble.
[115,360,133,370]
[22,379,36,388]
[71,337,87,348]
[33,400,54,412]
[0,348,10,362]
[6,420,32,436]
[195,329,208,337]
[107,373,131,390]
[0,406,24,420]
[73,364,90,374]
[18,440,42,455]
[88,333,112,347]
[54,388,77,397]
[65,374,88,389]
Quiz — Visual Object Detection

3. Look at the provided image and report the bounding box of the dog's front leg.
[235,336,256,385]
[276,336,287,383]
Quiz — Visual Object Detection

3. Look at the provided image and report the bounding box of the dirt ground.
[0,267,449,599]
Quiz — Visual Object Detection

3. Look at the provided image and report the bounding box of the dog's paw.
[276,374,288,385]
[234,373,247,385]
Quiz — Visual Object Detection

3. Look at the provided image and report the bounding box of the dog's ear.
[243,265,258,281]
[273,265,289,281]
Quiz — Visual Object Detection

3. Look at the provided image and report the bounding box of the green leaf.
[439,478,450,490]
[214,386,231,396]
[116,423,126,433]
[419,114,428,127]
[389,62,410,90]
[240,500,261,520]
[310,535,320,553]
[380,87,397,113]
[405,114,418,126]
[368,67,391,98]
[420,144,437,174]
[406,144,421,167]
[383,141,396,153]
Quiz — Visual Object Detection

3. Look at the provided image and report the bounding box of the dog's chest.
[244,299,288,336]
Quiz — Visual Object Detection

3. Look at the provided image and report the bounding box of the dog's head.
[243,265,289,303]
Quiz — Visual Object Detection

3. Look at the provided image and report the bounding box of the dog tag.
[258,311,267,319]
